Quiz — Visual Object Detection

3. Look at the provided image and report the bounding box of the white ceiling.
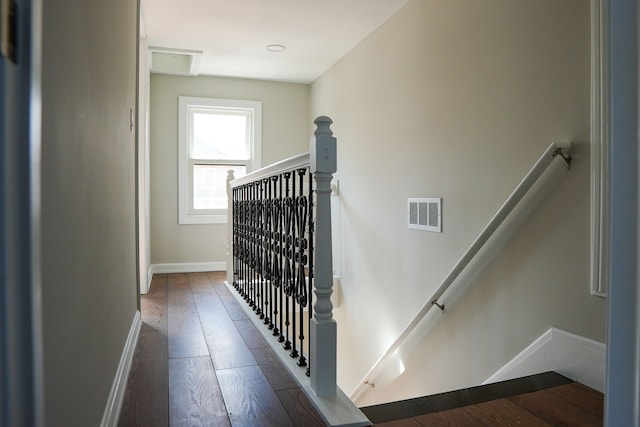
[140,0,410,84]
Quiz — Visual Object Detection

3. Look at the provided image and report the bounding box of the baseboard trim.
[483,327,606,392]
[150,261,226,275]
[100,310,142,427]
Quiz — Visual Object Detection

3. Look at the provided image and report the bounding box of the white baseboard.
[483,327,606,392]
[149,261,226,275]
[100,311,142,427]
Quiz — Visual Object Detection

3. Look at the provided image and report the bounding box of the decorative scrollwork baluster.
[256,181,264,319]
[249,183,256,308]
[241,185,249,299]
[264,178,273,328]
[232,186,239,290]
[296,168,309,367]
[282,172,292,350]
[252,183,259,308]
[270,177,280,335]
[289,171,299,359]
[276,174,284,342]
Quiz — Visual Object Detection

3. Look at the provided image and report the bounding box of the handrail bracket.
[552,148,572,170]
[431,300,445,313]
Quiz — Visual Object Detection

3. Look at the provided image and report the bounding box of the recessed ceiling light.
[266,44,286,52]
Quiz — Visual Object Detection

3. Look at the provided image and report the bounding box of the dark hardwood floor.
[119,271,604,427]
[118,271,327,427]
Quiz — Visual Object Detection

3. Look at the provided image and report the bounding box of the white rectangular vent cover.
[408,198,441,232]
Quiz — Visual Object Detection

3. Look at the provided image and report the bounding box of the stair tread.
[360,371,573,424]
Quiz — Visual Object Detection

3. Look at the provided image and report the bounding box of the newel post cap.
[310,116,337,174]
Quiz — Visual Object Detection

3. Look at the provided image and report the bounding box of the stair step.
[360,371,573,424]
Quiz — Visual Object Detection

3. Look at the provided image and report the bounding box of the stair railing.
[227,115,338,395]
[349,141,573,402]
[226,117,368,426]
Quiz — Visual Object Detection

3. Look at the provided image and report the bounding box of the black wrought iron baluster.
[270,183,280,334]
[238,186,243,293]
[242,185,250,300]
[256,181,264,318]
[250,182,258,309]
[247,184,252,304]
[240,186,245,292]
[238,186,243,291]
[239,186,245,296]
[264,178,273,329]
[254,184,259,298]
[244,186,249,297]
[243,185,249,300]
[263,179,269,320]
[276,174,284,342]
[282,172,293,351]
[234,186,239,288]
[247,185,252,300]
[260,179,271,325]
[289,171,300,359]
[239,187,244,291]
[296,168,308,367]
[253,185,259,311]
[237,185,244,295]
[248,184,253,302]
[237,186,243,290]
[251,182,260,314]
[244,185,250,303]
[232,186,238,288]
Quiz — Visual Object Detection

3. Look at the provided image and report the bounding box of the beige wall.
[149,74,309,264]
[310,0,606,404]
[41,0,139,425]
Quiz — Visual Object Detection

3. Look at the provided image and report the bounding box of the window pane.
[193,165,246,210]
[192,112,249,160]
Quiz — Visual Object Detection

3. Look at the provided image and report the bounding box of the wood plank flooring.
[118,271,327,427]
[119,271,603,427]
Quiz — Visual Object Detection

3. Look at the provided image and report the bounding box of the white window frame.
[178,96,262,224]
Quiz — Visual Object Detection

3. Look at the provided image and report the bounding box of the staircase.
[360,372,603,426]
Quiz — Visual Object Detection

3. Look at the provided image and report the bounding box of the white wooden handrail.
[349,141,572,402]
[229,152,310,188]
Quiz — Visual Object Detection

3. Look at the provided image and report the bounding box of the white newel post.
[310,116,338,396]
[226,169,235,285]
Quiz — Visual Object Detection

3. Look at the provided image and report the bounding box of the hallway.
[117,271,327,426]
[116,271,605,426]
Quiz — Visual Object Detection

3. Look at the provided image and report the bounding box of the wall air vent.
[408,198,441,232]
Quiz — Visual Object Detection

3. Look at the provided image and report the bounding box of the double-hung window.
[178,96,262,224]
